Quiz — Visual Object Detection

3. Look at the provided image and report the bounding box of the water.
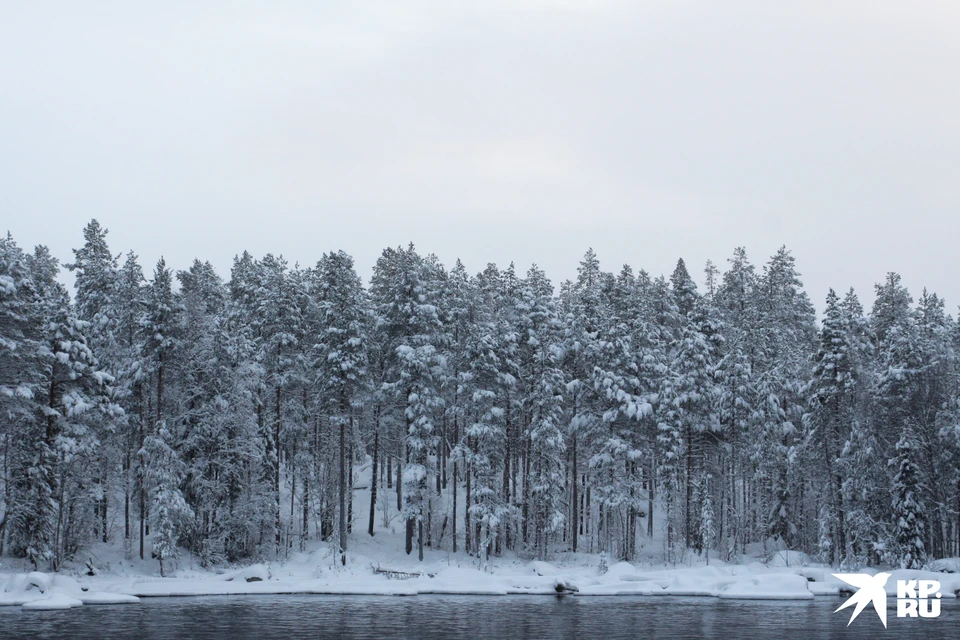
[0,595,954,639]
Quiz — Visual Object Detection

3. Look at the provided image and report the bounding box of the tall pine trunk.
[139,382,146,561]
[348,436,354,534]
[684,422,692,549]
[368,428,378,536]
[339,419,347,564]
[452,416,458,554]
[302,476,309,550]
[465,445,472,554]
[274,385,282,555]
[572,432,578,552]
[396,454,402,511]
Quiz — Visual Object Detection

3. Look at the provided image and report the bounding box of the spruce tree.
[311,250,368,564]
[891,429,926,569]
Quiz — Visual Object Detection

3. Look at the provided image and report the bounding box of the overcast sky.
[2,1,958,312]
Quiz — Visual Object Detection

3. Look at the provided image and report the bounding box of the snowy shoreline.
[8,556,960,612]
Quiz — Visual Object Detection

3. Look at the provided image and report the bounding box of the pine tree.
[752,247,816,554]
[588,263,651,560]
[518,266,566,560]
[460,313,511,564]
[116,252,149,559]
[144,425,192,576]
[805,289,856,564]
[891,429,926,569]
[8,245,113,568]
[139,258,183,559]
[0,235,37,559]
[255,254,306,555]
[174,259,249,564]
[311,250,368,564]
[835,288,882,566]
[67,219,121,544]
[699,473,716,564]
[661,259,720,554]
[371,245,444,561]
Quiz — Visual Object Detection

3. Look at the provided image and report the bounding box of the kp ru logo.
[833,573,942,627]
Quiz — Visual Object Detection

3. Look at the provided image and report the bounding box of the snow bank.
[0,572,140,610]
[21,594,85,610]
[414,568,508,596]
[885,569,960,597]
[806,582,840,596]
[528,561,561,577]
[718,574,813,600]
[78,591,142,604]
[928,558,960,574]
[811,568,960,598]
[766,550,812,568]
[0,554,868,604]
[220,563,271,583]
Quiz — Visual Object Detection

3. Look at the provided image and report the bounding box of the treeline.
[0,221,957,574]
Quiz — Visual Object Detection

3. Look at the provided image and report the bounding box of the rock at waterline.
[554,579,580,594]
[221,564,271,583]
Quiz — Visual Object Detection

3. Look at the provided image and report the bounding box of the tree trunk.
[572,432,578,552]
[465,450,472,554]
[339,419,347,565]
[452,459,458,553]
[156,352,164,426]
[503,415,511,551]
[405,518,414,555]
[290,444,297,533]
[648,449,655,538]
[274,386,282,555]
[139,382,146,560]
[522,438,531,545]
[302,476,309,550]
[369,428,379,537]
[452,415,459,553]
[440,413,447,490]
[348,438,354,534]
[124,449,131,543]
[101,478,108,543]
[396,455,402,512]
[418,516,424,561]
[685,423,692,549]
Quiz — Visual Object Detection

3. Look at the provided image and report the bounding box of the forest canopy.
[0,220,956,575]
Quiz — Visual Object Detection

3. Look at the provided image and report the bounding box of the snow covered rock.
[929,558,960,573]
[554,578,579,594]
[221,563,271,583]
[79,591,141,605]
[0,571,140,609]
[21,572,53,594]
[21,594,84,610]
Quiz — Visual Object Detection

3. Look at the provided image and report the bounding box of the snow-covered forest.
[1,220,957,576]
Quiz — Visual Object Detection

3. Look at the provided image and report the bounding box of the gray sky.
[2,1,958,312]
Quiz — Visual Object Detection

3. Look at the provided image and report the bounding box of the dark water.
[0,595,955,639]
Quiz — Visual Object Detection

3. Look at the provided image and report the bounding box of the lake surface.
[0,595,954,639]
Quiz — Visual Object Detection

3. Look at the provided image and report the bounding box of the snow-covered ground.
[0,572,140,610]
[7,535,960,613]
[4,461,960,612]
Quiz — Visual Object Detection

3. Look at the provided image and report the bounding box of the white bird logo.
[833,572,892,628]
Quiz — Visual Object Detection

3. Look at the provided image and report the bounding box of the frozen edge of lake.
[7,562,960,610]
